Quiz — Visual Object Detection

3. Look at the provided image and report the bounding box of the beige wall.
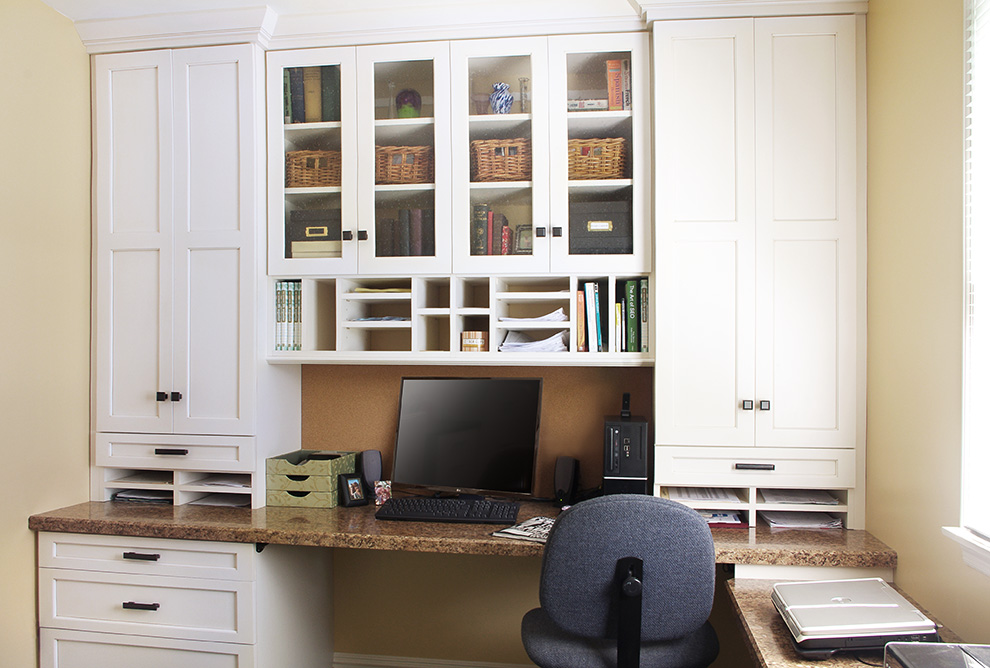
[0,0,91,665]
[866,0,990,643]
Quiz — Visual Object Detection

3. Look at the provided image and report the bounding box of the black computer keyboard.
[375,496,520,524]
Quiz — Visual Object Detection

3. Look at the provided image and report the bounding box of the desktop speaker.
[553,456,580,507]
[358,450,382,497]
[602,414,649,496]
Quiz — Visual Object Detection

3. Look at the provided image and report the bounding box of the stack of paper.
[667,487,743,503]
[761,489,838,505]
[698,511,746,528]
[498,330,569,352]
[499,307,568,322]
[760,510,843,529]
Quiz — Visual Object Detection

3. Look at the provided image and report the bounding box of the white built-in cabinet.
[91,45,300,509]
[265,34,652,363]
[38,533,330,668]
[652,15,866,528]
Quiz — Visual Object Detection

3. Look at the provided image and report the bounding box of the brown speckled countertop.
[29,501,897,568]
[727,579,961,668]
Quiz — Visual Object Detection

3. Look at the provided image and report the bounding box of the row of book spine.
[606,58,633,111]
[275,280,302,351]
[376,208,436,257]
[471,204,527,256]
[576,278,648,353]
[284,66,341,124]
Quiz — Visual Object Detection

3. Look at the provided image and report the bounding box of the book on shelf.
[567,98,609,111]
[288,68,305,123]
[625,279,639,352]
[303,66,322,122]
[409,208,423,257]
[582,281,602,352]
[576,289,588,352]
[275,280,302,351]
[606,59,623,111]
[471,203,489,255]
[397,208,412,256]
[375,209,435,257]
[620,58,632,110]
[284,65,340,124]
[639,277,649,353]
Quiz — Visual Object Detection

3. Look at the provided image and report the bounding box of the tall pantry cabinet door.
[753,16,860,450]
[93,51,175,435]
[170,46,260,436]
[653,20,757,447]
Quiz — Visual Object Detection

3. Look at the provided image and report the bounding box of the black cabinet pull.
[154,448,188,456]
[759,400,770,411]
[170,391,182,402]
[123,551,161,561]
[341,230,354,241]
[734,463,775,471]
[357,230,369,241]
[122,601,160,611]
[535,227,547,237]
[742,400,754,410]
[156,392,168,402]
[551,226,563,237]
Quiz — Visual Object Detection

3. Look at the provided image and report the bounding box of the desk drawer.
[655,446,856,488]
[39,568,255,643]
[39,533,255,581]
[95,433,255,472]
[40,628,254,668]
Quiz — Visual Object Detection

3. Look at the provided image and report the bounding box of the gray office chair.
[521,494,719,668]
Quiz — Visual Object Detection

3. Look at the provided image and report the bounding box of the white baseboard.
[332,653,531,668]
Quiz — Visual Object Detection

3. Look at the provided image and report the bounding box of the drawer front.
[39,568,255,643]
[39,533,255,581]
[40,628,254,668]
[95,433,255,472]
[655,446,855,488]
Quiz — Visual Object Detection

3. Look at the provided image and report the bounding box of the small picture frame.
[515,224,533,254]
[338,474,368,507]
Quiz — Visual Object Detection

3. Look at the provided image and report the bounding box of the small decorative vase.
[395,88,422,118]
[489,82,514,114]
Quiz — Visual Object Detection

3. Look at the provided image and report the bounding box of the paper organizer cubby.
[269,274,651,364]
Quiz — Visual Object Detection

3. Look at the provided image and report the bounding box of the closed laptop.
[772,578,939,655]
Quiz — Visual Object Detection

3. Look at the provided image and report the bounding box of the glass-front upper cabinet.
[547,33,651,274]
[267,47,358,276]
[450,37,550,274]
[356,42,451,274]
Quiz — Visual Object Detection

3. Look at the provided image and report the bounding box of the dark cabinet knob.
[551,227,563,237]
[170,391,182,402]
[341,230,354,241]
[357,230,369,241]
[156,392,168,402]
[535,227,547,238]
[759,400,770,411]
[742,400,754,410]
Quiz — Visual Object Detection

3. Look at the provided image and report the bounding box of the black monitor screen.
[390,377,542,498]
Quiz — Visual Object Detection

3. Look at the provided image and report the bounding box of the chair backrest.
[539,494,715,642]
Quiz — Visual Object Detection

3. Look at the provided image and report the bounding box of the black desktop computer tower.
[602,416,650,495]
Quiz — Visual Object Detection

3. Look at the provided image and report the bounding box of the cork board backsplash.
[301,365,653,499]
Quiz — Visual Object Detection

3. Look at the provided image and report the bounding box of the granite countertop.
[29,501,897,568]
[727,579,961,668]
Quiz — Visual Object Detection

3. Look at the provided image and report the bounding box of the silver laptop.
[772,578,940,657]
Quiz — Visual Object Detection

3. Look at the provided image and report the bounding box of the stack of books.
[275,280,301,351]
[284,65,341,123]
[376,209,435,257]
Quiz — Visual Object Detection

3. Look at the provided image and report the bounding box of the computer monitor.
[390,377,542,498]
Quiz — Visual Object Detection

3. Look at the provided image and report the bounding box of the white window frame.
[945,0,990,577]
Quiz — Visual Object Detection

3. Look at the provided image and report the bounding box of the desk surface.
[726,578,962,668]
[29,501,896,568]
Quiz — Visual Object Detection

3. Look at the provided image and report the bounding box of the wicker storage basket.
[567,137,627,180]
[285,150,342,188]
[375,146,434,184]
[470,138,532,182]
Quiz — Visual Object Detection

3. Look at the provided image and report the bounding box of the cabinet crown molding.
[76,5,277,54]
[635,0,867,21]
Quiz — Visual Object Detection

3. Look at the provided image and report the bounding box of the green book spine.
[321,65,340,122]
[639,278,649,353]
[625,280,639,353]
[471,204,489,255]
[283,69,292,123]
